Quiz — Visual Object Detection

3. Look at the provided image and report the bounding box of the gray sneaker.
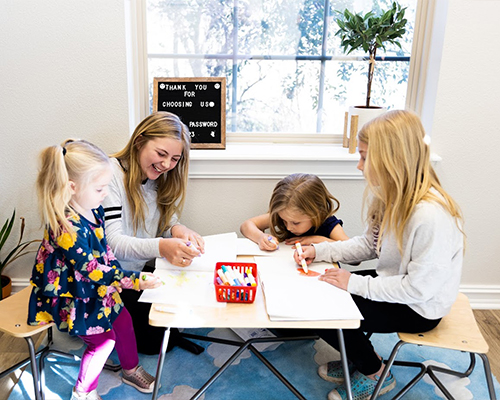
[122,365,156,393]
[70,388,102,400]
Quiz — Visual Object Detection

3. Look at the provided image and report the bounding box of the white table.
[148,257,360,400]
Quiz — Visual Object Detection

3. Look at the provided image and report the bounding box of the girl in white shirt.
[103,112,205,355]
[295,110,465,400]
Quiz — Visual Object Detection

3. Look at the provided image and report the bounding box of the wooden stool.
[0,286,120,400]
[371,293,497,399]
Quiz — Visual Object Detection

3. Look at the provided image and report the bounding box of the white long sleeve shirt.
[102,158,178,271]
[313,196,463,319]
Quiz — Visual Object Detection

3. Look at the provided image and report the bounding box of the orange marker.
[295,242,308,274]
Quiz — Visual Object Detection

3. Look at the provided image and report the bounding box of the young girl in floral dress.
[28,139,161,400]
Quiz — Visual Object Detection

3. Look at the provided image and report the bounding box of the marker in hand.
[186,240,201,257]
[142,274,164,285]
[295,241,308,274]
[268,236,278,248]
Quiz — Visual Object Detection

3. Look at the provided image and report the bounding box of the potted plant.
[0,210,39,299]
[335,2,407,145]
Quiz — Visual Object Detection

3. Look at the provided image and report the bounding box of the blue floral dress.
[27,207,139,336]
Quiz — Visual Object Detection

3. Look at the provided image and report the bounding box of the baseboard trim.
[460,285,500,309]
[10,279,500,310]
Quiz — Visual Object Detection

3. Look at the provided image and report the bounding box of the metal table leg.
[337,329,353,400]
[182,333,318,400]
[151,327,170,400]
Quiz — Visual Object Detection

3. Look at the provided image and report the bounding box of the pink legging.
[75,307,139,393]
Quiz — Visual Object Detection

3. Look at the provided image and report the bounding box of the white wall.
[430,0,500,305]
[1,0,499,306]
[0,1,130,285]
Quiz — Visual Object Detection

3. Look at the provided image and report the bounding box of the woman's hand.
[285,235,332,246]
[293,244,316,266]
[159,237,202,267]
[171,224,205,253]
[258,233,279,251]
[138,272,163,290]
[319,268,351,291]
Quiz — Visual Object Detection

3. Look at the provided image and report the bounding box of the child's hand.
[293,244,316,266]
[319,268,351,291]
[258,233,279,251]
[139,272,163,290]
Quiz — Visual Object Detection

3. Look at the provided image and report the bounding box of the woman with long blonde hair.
[295,110,465,400]
[103,111,204,355]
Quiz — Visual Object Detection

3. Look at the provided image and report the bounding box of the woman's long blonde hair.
[358,109,464,253]
[36,139,111,237]
[268,173,341,242]
[112,112,190,234]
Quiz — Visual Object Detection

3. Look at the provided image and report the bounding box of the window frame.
[125,0,444,179]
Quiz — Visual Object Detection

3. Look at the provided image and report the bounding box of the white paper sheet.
[236,237,277,256]
[256,256,363,321]
[138,268,225,308]
[139,232,238,307]
[155,232,238,272]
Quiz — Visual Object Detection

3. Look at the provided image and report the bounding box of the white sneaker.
[70,387,102,400]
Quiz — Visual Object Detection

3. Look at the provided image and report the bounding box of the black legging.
[316,270,441,375]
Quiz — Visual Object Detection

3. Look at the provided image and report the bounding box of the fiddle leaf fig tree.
[335,1,407,107]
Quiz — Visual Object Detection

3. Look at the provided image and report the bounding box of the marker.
[246,268,257,286]
[268,236,278,247]
[233,267,246,286]
[221,265,241,286]
[295,242,308,274]
[217,269,230,285]
[142,274,164,284]
[243,272,251,286]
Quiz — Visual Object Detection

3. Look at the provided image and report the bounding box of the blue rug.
[8,328,500,399]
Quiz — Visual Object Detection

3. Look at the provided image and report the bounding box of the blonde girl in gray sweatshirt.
[295,110,465,400]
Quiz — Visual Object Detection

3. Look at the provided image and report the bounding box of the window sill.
[190,143,360,180]
[189,143,442,180]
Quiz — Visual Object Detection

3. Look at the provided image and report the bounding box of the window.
[144,0,416,139]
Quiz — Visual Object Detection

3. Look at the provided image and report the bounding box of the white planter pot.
[344,106,387,152]
[347,106,387,138]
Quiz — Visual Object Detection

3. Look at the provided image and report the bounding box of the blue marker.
[222,265,241,286]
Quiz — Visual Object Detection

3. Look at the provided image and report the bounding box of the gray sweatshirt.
[313,196,463,320]
[102,158,178,271]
